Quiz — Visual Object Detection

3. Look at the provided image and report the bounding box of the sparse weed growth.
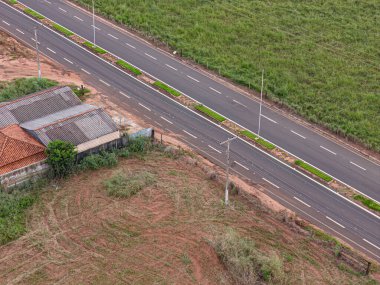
[79,151,118,170]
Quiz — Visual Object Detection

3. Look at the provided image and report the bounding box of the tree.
[46,140,77,178]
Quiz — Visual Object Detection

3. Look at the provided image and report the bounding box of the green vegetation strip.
[240,130,276,150]
[153,81,181,97]
[354,195,380,212]
[83,41,107,54]
[295,160,332,182]
[24,8,45,19]
[116,60,142,76]
[9,0,18,4]
[52,23,74,37]
[195,104,225,122]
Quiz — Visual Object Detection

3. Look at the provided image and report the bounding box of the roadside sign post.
[220,136,237,205]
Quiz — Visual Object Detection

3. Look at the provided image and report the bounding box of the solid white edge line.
[143,114,152,120]
[2,20,10,26]
[58,7,67,13]
[350,161,367,171]
[10,0,378,220]
[138,103,151,111]
[208,145,221,154]
[183,130,197,139]
[326,216,345,229]
[4,7,379,261]
[234,161,249,171]
[187,75,200,82]
[81,68,90,74]
[262,178,280,189]
[165,64,177,71]
[293,196,311,207]
[363,239,380,251]
[46,47,56,53]
[74,16,83,21]
[154,120,162,127]
[16,28,24,34]
[261,114,278,124]
[145,53,156,60]
[99,79,110,86]
[291,130,306,139]
[320,145,337,155]
[126,43,136,49]
[119,91,130,98]
[63,57,73,64]
[209,87,221,94]
[160,116,173,124]
[107,33,118,40]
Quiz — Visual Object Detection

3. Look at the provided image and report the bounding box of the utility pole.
[34,27,41,79]
[220,136,237,205]
[257,70,264,138]
[92,0,96,47]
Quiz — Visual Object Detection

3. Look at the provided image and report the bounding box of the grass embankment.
[0,77,58,103]
[83,41,107,54]
[72,0,380,152]
[116,59,142,75]
[24,8,45,20]
[153,81,181,97]
[354,195,380,212]
[240,130,276,150]
[52,23,74,37]
[295,160,333,182]
[195,104,225,122]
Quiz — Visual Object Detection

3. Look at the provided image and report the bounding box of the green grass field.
[72,0,380,152]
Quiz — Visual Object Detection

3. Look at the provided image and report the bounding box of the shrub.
[354,195,380,212]
[104,171,156,198]
[295,160,332,182]
[79,151,118,170]
[83,41,107,54]
[240,130,276,150]
[52,23,74,37]
[24,8,45,19]
[46,140,77,178]
[153,81,181,97]
[195,104,225,122]
[127,137,152,154]
[116,60,142,76]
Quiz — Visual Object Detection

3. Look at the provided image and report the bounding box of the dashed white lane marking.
[119,91,130,98]
[154,120,163,127]
[234,161,249,171]
[187,75,200,82]
[143,115,152,120]
[209,87,221,94]
[2,20,10,26]
[183,130,197,139]
[160,116,173,124]
[47,47,56,54]
[291,130,306,139]
[261,115,278,124]
[99,79,110,86]
[326,216,345,229]
[262,178,280,189]
[145,53,157,60]
[58,7,67,12]
[16,29,24,34]
[208,145,222,154]
[31,38,40,44]
[91,25,100,30]
[350,161,366,171]
[63,58,73,64]
[320,145,337,155]
[363,239,380,250]
[108,33,119,40]
[293,196,311,207]
[126,43,136,49]
[81,68,90,74]
[165,64,177,71]
[233,99,247,108]
[138,103,151,111]
[74,16,83,21]
[44,0,52,3]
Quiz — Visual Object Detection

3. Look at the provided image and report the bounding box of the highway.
[1,1,380,263]
[12,0,380,203]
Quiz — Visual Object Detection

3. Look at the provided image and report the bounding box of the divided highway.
[1,1,380,262]
[14,0,380,202]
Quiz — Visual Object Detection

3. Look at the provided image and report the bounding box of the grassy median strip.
[240,130,276,150]
[354,195,380,212]
[52,23,74,37]
[116,60,142,76]
[195,104,225,122]
[83,41,107,54]
[295,160,332,182]
[9,0,18,4]
[153,81,181,97]
[24,8,45,20]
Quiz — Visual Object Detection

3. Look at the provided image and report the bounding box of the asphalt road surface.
[1,1,379,262]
